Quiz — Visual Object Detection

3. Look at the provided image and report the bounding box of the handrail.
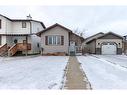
[8,43,31,56]
[8,44,17,51]
[8,44,17,56]
[0,43,7,56]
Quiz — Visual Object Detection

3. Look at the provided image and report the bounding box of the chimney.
[27,14,32,20]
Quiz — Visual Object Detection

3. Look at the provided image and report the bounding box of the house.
[0,14,46,56]
[37,23,85,55]
[83,32,123,55]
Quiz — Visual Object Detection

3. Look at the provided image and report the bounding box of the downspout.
[30,21,32,34]
[25,35,28,56]
[68,32,71,55]
[95,39,96,54]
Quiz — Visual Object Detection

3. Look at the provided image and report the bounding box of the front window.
[48,36,61,45]
[22,22,26,28]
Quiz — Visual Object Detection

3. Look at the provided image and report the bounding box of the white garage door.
[102,43,117,55]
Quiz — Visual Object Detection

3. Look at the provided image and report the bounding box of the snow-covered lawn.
[0,56,68,89]
[93,55,127,68]
[77,55,127,89]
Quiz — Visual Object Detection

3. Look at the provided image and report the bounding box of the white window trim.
[48,35,61,45]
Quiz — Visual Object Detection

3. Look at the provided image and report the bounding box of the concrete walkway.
[64,56,91,89]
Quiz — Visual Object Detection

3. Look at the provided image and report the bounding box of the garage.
[84,32,123,55]
[102,42,117,55]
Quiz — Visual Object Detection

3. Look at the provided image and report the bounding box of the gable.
[41,25,69,36]
[98,33,123,39]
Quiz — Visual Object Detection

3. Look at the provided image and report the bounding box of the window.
[0,19,1,29]
[48,36,52,44]
[37,43,40,48]
[22,22,26,28]
[47,36,62,45]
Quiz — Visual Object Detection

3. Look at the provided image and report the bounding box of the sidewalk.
[64,56,91,89]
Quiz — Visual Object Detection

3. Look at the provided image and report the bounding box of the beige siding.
[41,26,69,54]
[96,39,122,48]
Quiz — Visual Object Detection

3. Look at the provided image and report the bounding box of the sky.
[0,6,127,37]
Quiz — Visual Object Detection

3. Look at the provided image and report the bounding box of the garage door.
[102,43,117,55]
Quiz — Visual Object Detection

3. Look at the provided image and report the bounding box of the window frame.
[22,21,27,28]
[47,35,61,45]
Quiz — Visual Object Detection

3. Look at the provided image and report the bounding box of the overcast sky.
[0,6,127,37]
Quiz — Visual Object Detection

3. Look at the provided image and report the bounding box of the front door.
[69,41,76,56]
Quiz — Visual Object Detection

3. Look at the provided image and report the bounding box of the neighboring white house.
[0,14,46,56]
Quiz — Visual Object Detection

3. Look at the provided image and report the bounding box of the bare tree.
[73,27,86,38]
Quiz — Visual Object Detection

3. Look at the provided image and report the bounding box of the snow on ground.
[77,55,127,89]
[0,56,68,89]
[94,55,127,68]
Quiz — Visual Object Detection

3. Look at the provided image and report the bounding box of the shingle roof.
[86,32,123,44]
[36,23,85,40]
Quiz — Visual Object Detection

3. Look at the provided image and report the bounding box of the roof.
[86,32,123,44]
[85,32,104,40]
[70,32,85,41]
[0,14,12,20]
[12,19,46,29]
[37,23,73,36]
[85,32,104,43]
[97,32,123,39]
[0,34,30,36]
[36,23,85,40]
[0,14,46,29]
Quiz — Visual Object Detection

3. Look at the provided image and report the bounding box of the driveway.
[94,55,127,68]
[77,55,127,89]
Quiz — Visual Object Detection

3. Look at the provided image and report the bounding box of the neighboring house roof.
[37,23,85,40]
[0,14,46,29]
[0,34,31,36]
[0,14,12,20]
[12,19,46,29]
[97,32,123,39]
[86,32,123,44]
[85,32,104,44]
